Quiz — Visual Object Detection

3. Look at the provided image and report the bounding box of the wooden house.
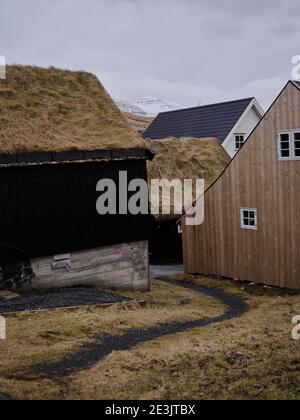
[0,66,153,291]
[143,98,264,158]
[181,81,300,289]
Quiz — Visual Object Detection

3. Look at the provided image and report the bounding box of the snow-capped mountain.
[115,97,183,117]
[115,99,147,116]
[135,96,183,117]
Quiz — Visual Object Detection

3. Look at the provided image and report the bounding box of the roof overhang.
[0,148,155,168]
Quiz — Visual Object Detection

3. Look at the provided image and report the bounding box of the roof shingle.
[143,98,254,143]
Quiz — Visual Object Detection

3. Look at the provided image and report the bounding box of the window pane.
[281,150,290,157]
[243,219,249,226]
[294,133,300,141]
[295,141,300,149]
[281,142,290,150]
[280,134,289,141]
[235,135,245,150]
[249,211,255,219]
[295,149,300,157]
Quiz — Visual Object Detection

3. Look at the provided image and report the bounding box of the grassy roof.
[124,112,153,135]
[0,66,143,155]
[144,137,230,220]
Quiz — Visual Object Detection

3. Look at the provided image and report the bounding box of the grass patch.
[143,137,230,220]
[0,277,300,400]
[125,112,153,134]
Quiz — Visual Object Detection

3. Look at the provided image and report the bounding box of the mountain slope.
[116,97,183,117]
[135,97,183,117]
[115,99,147,116]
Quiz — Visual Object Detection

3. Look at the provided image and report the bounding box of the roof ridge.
[155,97,255,117]
[291,80,300,91]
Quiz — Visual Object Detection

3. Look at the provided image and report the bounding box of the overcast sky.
[1,0,299,109]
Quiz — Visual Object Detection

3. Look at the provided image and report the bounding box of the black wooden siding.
[0,159,150,264]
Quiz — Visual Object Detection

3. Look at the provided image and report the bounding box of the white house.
[143,97,264,158]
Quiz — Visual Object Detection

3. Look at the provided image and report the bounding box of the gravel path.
[0,287,131,314]
[24,277,248,380]
[150,265,184,278]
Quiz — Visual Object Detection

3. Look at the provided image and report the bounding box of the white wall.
[223,107,261,158]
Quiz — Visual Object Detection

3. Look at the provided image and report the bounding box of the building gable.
[182,81,300,289]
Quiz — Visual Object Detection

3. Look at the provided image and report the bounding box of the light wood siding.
[182,82,300,289]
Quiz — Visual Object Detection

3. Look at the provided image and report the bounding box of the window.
[278,130,300,160]
[240,208,257,230]
[235,134,245,151]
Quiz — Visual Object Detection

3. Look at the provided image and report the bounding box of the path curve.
[20,277,249,380]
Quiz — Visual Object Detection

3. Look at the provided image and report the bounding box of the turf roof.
[0,65,143,155]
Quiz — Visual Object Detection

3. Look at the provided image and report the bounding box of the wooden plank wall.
[30,240,150,291]
[182,82,300,289]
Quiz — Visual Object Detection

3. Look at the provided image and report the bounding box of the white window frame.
[277,130,300,161]
[240,208,257,231]
[235,134,245,151]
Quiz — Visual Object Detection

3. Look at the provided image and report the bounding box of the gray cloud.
[0,0,299,110]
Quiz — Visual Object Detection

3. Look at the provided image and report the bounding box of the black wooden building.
[0,65,153,291]
[0,149,154,289]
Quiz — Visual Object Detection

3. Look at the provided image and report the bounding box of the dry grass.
[0,277,300,400]
[0,279,222,400]
[124,112,153,134]
[0,65,143,155]
[69,277,300,401]
[143,137,230,219]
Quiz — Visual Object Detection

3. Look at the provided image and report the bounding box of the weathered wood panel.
[182,82,300,289]
[30,240,150,291]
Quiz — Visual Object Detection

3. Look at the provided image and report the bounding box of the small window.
[235,134,245,151]
[240,208,257,230]
[278,130,300,160]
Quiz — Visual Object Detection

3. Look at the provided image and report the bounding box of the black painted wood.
[0,159,150,264]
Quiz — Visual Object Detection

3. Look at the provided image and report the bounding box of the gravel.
[0,287,131,314]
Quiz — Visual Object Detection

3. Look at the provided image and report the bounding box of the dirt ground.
[0,275,300,400]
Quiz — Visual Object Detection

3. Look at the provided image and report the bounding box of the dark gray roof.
[143,97,254,143]
[293,81,300,90]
